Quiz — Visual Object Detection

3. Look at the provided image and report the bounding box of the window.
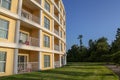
[44,55,50,68]
[44,0,50,12]
[44,35,50,48]
[60,31,62,38]
[19,32,29,43]
[0,19,9,39]
[44,17,50,30]
[0,51,6,72]
[0,0,11,10]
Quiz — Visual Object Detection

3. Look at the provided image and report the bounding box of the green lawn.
[0,62,119,80]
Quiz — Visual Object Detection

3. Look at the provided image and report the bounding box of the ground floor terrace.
[0,48,67,76]
[0,62,119,80]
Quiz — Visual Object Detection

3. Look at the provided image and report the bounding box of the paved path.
[106,64,120,79]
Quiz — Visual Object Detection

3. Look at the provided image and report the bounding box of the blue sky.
[62,0,120,50]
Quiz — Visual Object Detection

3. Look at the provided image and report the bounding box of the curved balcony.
[21,9,40,24]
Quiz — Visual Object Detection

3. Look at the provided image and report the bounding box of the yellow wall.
[19,49,39,62]
[0,15,16,43]
[42,31,53,50]
[11,0,19,13]
[0,48,14,76]
[41,52,53,70]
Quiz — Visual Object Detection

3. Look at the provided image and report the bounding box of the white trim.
[52,53,55,68]
[38,52,41,70]
[0,7,19,19]
[52,36,54,50]
[0,42,17,48]
[59,55,62,67]
[18,0,23,16]
[14,49,18,74]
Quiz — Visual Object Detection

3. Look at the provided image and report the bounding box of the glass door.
[18,55,28,72]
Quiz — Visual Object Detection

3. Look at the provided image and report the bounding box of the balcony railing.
[34,0,41,5]
[54,61,60,68]
[54,15,59,21]
[54,29,59,36]
[18,62,38,73]
[21,9,40,24]
[54,44,59,51]
[19,37,39,47]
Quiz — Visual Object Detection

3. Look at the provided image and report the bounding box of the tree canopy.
[67,28,120,63]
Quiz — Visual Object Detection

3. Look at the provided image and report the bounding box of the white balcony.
[54,15,59,21]
[54,29,59,36]
[18,62,38,73]
[19,37,39,47]
[21,9,40,24]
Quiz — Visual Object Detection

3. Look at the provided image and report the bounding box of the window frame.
[44,17,50,30]
[44,0,50,12]
[19,31,29,44]
[0,18,9,39]
[0,0,11,10]
[0,51,7,73]
[44,35,50,48]
[44,55,50,68]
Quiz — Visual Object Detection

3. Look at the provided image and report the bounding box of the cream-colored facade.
[0,0,66,76]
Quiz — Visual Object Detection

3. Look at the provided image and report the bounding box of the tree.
[112,51,120,65]
[77,35,83,51]
[67,44,80,62]
[111,28,120,54]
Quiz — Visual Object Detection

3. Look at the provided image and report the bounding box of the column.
[52,36,54,50]
[13,0,23,74]
[52,53,55,68]
[59,13,60,22]
[14,49,18,74]
[59,40,61,52]
[52,5,55,16]
[38,52,42,70]
[52,20,54,33]
[14,20,20,74]
[59,55,62,67]
[40,10,43,26]
[39,30,42,47]
[39,30,42,48]
[38,30,42,70]
[58,0,60,9]
[58,26,60,36]
[18,0,23,16]
[52,36,55,68]
[64,54,67,65]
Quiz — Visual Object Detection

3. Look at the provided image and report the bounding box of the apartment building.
[0,0,66,76]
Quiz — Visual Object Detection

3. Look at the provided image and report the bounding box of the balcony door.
[18,54,28,72]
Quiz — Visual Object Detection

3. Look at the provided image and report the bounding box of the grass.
[0,62,119,80]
